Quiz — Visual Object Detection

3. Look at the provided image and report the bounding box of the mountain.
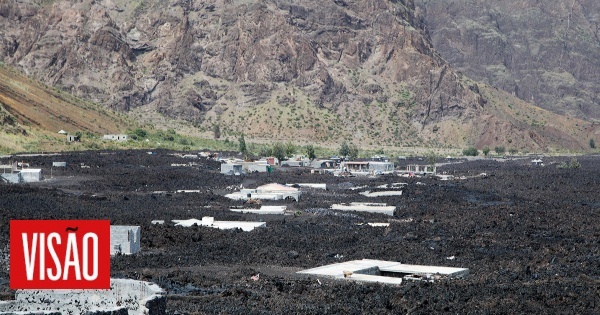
[415,0,600,121]
[0,63,131,152]
[0,0,597,152]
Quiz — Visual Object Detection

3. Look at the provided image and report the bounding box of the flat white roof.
[230,206,287,214]
[360,191,403,197]
[331,203,396,216]
[298,259,469,284]
[257,183,299,192]
[286,183,327,190]
[19,169,42,173]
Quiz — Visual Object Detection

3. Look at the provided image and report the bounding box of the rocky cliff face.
[0,0,596,150]
[415,0,600,121]
[0,0,487,141]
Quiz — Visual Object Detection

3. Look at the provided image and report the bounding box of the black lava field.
[1,150,599,314]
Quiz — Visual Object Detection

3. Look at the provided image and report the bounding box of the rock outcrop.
[0,0,596,150]
[416,0,600,120]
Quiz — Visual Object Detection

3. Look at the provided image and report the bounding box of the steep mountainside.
[0,0,597,151]
[415,0,600,121]
[0,64,131,152]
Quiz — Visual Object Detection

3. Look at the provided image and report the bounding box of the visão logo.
[10,220,110,289]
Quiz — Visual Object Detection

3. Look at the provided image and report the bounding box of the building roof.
[256,183,299,192]
[298,259,469,285]
[19,169,42,173]
[341,161,370,165]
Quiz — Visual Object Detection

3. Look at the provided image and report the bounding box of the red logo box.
[10,220,110,289]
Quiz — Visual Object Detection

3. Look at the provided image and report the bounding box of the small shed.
[110,225,141,255]
[19,169,42,182]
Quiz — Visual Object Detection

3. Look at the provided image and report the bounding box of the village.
[0,149,597,314]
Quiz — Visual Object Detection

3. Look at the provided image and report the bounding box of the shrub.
[482,146,490,156]
[569,157,581,169]
[557,158,581,169]
[462,147,478,156]
[494,146,506,155]
[238,134,247,155]
[133,128,147,139]
[213,124,221,139]
[306,144,316,160]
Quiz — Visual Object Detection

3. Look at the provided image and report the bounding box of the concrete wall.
[220,164,243,174]
[110,226,141,255]
[0,173,21,183]
[103,135,129,141]
[0,279,166,315]
[20,169,42,182]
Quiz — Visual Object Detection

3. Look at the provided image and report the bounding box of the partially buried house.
[111,225,141,255]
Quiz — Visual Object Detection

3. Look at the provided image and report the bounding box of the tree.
[213,124,221,139]
[348,144,359,160]
[426,151,438,166]
[259,146,273,157]
[590,139,596,149]
[306,144,316,160]
[462,147,478,156]
[272,142,286,162]
[482,146,490,156]
[284,141,296,158]
[238,133,247,155]
[339,140,350,157]
[494,146,506,155]
[509,148,518,155]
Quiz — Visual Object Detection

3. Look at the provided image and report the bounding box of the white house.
[103,134,129,141]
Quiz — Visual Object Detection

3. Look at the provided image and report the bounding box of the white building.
[221,163,244,175]
[103,134,129,141]
[110,225,141,255]
[19,169,43,182]
[368,161,395,174]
